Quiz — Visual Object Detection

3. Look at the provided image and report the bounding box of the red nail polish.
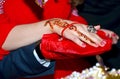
[81,43,86,48]
[112,33,116,37]
[100,40,106,46]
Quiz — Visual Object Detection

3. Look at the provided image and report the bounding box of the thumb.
[94,25,101,30]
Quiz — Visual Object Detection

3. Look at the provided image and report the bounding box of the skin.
[95,25,119,44]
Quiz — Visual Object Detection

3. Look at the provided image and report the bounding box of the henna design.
[45,19,95,43]
[45,19,69,29]
[77,31,95,43]
[61,23,77,36]
[45,19,54,29]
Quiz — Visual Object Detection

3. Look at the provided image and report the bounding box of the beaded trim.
[0,0,5,14]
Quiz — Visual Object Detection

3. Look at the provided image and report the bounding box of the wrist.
[44,18,78,36]
[36,20,53,39]
[44,18,69,35]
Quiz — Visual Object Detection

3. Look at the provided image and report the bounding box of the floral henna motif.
[45,19,95,43]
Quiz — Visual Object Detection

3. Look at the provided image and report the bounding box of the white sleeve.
[33,49,51,67]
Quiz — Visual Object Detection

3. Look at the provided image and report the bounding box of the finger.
[83,26,107,47]
[78,34,99,47]
[112,38,118,44]
[112,33,119,40]
[101,29,119,40]
[100,29,119,44]
[77,25,106,47]
[64,32,86,48]
[111,33,119,44]
[89,33,106,47]
[94,25,101,30]
[71,28,99,47]
[101,29,114,37]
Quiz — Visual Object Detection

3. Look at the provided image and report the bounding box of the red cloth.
[41,31,112,60]
[43,0,71,19]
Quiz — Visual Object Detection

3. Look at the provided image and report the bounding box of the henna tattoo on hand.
[77,31,95,43]
[45,18,69,29]
[45,19,95,43]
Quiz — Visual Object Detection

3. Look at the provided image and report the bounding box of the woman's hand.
[95,25,119,44]
[101,29,119,44]
[45,18,106,48]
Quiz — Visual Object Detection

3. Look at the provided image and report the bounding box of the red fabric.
[43,0,71,19]
[41,31,112,60]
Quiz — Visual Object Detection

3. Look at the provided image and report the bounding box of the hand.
[45,18,106,47]
[101,29,119,44]
[95,25,119,44]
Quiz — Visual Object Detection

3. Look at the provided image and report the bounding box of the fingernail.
[105,33,108,37]
[100,40,106,47]
[112,33,116,37]
[81,43,86,48]
[58,37,63,41]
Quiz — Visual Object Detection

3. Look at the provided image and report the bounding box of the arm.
[2,20,52,51]
[2,18,106,51]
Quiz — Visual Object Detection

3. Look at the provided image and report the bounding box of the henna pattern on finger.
[77,31,95,43]
[44,19,95,44]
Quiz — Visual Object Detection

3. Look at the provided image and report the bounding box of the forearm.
[2,20,52,51]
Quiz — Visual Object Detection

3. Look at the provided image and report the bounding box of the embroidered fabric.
[0,0,5,14]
